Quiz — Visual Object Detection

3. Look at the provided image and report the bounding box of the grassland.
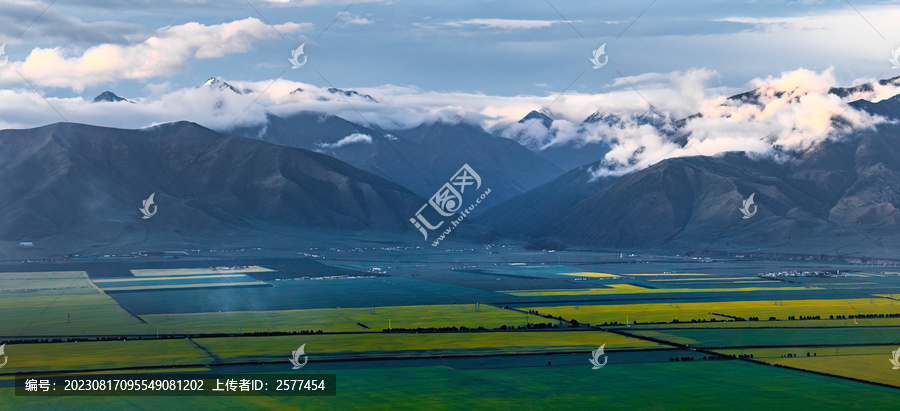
[627,327,900,347]
[140,304,532,334]
[525,298,900,326]
[717,346,900,388]
[2,361,896,410]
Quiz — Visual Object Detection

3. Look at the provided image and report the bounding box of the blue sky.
[1,0,899,175]
[1,0,899,101]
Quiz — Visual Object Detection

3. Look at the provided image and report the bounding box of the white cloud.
[339,12,373,25]
[1,68,898,182]
[0,18,312,91]
[588,68,899,178]
[317,133,373,149]
[442,18,570,30]
[265,0,388,6]
[687,68,881,152]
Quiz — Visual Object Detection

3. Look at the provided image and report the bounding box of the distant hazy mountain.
[0,121,423,254]
[204,77,251,94]
[92,91,132,103]
[480,87,900,258]
[677,76,900,126]
[519,109,556,129]
[582,110,669,129]
[325,87,378,103]
[230,113,563,204]
[517,109,612,172]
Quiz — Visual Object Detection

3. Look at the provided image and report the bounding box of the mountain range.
[4,76,900,258]
[0,121,423,254]
[509,108,612,171]
[92,91,132,104]
[480,80,900,258]
[228,112,563,205]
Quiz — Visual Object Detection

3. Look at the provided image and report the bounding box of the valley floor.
[1,248,898,409]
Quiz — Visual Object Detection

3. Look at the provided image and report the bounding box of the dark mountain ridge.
[480,83,900,258]
[230,113,563,204]
[0,121,424,254]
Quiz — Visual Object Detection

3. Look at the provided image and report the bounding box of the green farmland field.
[194,331,660,364]
[526,298,900,326]
[1,361,895,409]
[628,327,900,348]
[0,271,152,336]
[627,317,900,329]
[0,293,153,336]
[717,346,900,388]
[140,304,532,334]
[0,340,209,375]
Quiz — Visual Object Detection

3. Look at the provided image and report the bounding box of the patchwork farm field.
[129,266,275,276]
[140,304,532,334]
[0,340,209,374]
[627,327,900,347]
[522,298,900,326]
[0,270,153,336]
[0,330,658,374]
[627,317,900,329]
[717,346,900,388]
[504,285,819,296]
[108,276,502,315]
[2,252,900,409]
[94,276,269,292]
[0,271,97,296]
[193,330,659,363]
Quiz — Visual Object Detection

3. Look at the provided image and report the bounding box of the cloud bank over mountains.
[0,63,897,179]
[588,68,898,177]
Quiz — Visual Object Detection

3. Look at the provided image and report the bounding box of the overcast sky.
[2,0,900,176]
[1,0,898,99]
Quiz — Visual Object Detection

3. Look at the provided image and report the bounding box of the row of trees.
[841,313,900,319]
[669,355,731,362]
[616,311,900,326]
[2,329,328,345]
[781,352,815,358]
[383,326,487,333]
